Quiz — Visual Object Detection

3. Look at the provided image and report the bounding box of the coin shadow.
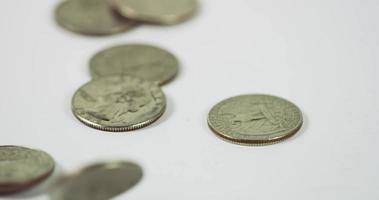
[146,94,174,129]
[4,163,65,199]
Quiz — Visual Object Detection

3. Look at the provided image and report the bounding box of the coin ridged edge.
[72,103,166,132]
[208,120,303,146]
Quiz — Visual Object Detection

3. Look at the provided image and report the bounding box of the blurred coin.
[55,0,136,36]
[0,146,55,194]
[109,0,198,25]
[49,161,142,200]
[208,94,303,145]
[90,44,179,85]
[72,76,166,132]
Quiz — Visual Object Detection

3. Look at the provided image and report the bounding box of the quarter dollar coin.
[0,146,55,194]
[55,0,136,35]
[208,94,303,145]
[109,0,198,25]
[89,44,179,85]
[49,161,142,200]
[72,76,166,132]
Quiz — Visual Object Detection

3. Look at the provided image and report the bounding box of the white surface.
[1,0,379,199]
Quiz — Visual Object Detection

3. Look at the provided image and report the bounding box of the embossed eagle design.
[222,104,286,134]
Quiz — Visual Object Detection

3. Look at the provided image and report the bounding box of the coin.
[55,0,136,36]
[108,0,198,25]
[72,76,166,132]
[89,44,179,85]
[49,161,142,200]
[208,94,303,145]
[0,146,55,194]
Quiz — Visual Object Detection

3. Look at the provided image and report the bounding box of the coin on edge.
[55,0,136,36]
[89,44,179,85]
[72,76,166,132]
[208,94,303,145]
[108,0,198,25]
[49,161,142,200]
[0,146,55,194]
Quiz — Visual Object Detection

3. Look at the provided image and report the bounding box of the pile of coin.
[72,44,179,131]
[55,0,198,36]
[0,0,307,198]
[54,0,304,141]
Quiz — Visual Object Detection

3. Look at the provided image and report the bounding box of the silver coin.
[55,0,136,36]
[72,76,166,132]
[89,44,179,85]
[208,94,303,145]
[49,161,143,200]
[109,0,198,25]
[0,146,55,194]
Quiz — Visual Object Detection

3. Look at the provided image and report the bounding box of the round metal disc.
[72,76,166,132]
[55,0,136,36]
[89,44,179,85]
[208,94,303,145]
[0,146,55,194]
[109,0,198,25]
[49,161,142,200]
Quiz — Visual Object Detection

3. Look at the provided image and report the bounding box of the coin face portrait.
[55,0,135,35]
[49,161,143,200]
[89,44,179,85]
[208,94,303,145]
[0,146,55,194]
[109,0,198,25]
[72,76,166,132]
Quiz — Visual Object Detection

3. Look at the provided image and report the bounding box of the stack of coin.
[55,0,199,36]
[72,44,179,132]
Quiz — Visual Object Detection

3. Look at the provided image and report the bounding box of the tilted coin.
[89,44,179,85]
[55,0,136,35]
[72,76,166,132]
[208,94,303,145]
[108,0,198,25]
[0,146,55,194]
[49,161,142,200]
